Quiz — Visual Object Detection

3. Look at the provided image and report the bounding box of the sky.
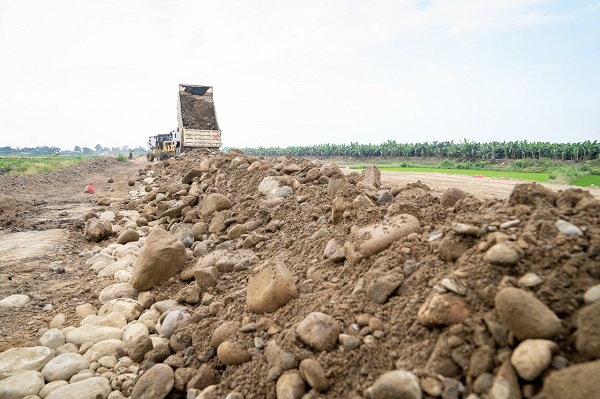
[0,0,598,151]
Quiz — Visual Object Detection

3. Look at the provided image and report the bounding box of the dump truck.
[177,84,221,151]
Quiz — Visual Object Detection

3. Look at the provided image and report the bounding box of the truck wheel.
[146,153,154,162]
[160,152,169,160]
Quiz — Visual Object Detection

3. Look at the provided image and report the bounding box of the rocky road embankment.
[1,150,599,399]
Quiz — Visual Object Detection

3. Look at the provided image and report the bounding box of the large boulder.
[246,262,298,313]
[131,228,186,291]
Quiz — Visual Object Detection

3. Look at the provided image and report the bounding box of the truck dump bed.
[177,85,221,149]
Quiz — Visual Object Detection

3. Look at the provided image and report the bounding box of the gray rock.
[246,262,298,313]
[265,340,298,371]
[41,353,90,382]
[0,346,53,379]
[495,287,562,340]
[296,312,340,352]
[258,176,289,195]
[0,370,45,399]
[161,309,190,339]
[39,328,65,349]
[488,360,520,399]
[99,211,116,222]
[130,363,174,399]
[45,376,112,399]
[131,228,186,291]
[453,223,479,236]
[0,294,30,308]
[510,339,557,381]
[365,370,422,399]
[366,273,403,304]
[517,273,543,288]
[555,219,583,236]
[195,267,219,288]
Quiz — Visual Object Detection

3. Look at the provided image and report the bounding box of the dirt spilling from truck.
[0,151,599,398]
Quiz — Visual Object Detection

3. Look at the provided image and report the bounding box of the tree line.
[241,139,599,162]
[0,144,146,156]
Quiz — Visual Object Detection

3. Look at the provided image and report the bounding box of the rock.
[0,370,45,399]
[420,376,442,397]
[575,301,600,359]
[82,339,125,362]
[80,313,127,328]
[246,262,298,313]
[187,364,219,391]
[211,321,241,348]
[365,370,422,399]
[195,267,219,288]
[49,313,66,329]
[117,228,139,244]
[344,214,421,264]
[299,358,329,392]
[517,273,543,288]
[510,339,557,380]
[0,346,53,379]
[319,163,340,177]
[130,363,174,399]
[417,294,469,327]
[283,163,302,174]
[65,325,124,345]
[177,227,195,248]
[258,176,290,196]
[495,287,562,340]
[543,359,600,399]
[555,219,583,236]
[265,340,298,371]
[161,309,190,339]
[175,284,201,304]
[339,334,362,351]
[360,166,381,188]
[99,211,116,222]
[76,303,98,319]
[441,188,467,207]
[584,284,600,304]
[84,218,112,242]
[39,328,66,349]
[484,243,520,266]
[182,169,202,184]
[488,360,521,399]
[216,341,252,365]
[276,372,306,399]
[131,228,186,291]
[200,193,232,217]
[453,223,480,236]
[366,273,403,304]
[0,294,30,308]
[98,282,138,303]
[125,335,153,363]
[45,376,112,399]
[41,353,90,382]
[296,312,340,352]
[98,298,143,322]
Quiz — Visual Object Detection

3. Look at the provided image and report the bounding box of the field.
[0,155,91,174]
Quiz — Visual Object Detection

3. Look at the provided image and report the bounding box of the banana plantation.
[242,139,599,162]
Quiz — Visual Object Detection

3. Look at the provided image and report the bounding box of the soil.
[0,153,599,398]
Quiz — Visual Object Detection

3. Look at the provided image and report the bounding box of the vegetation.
[0,156,90,175]
[0,144,146,156]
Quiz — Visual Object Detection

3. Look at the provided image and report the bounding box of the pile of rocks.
[1,150,599,399]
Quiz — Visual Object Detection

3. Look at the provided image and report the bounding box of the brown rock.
[276,372,306,399]
[296,312,340,352]
[216,341,252,365]
[417,294,469,327]
[200,193,232,217]
[117,228,139,244]
[125,335,154,363]
[360,166,381,188]
[182,169,202,184]
[488,360,521,399]
[299,358,329,392]
[544,359,600,399]
[211,321,241,348]
[575,301,600,359]
[246,262,298,313]
[129,363,174,399]
[131,228,186,291]
[187,364,219,391]
[84,218,112,242]
[441,188,467,207]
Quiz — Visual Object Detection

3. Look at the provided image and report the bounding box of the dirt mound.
[1,151,599,398]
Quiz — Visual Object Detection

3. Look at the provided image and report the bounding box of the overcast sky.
[0,0,598,151]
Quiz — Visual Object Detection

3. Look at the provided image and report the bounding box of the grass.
[370,167,549,182]
[0,156,91,175]
[572,175,600,187]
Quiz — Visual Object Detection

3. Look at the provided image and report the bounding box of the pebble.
[0,370,45,399]
[420,376,442,397]
[517,273,543,288]
[500,219,520,229]
[39,380,70,398]
[129,364,174,399]
[299,358,329,392]
[161,309,190,339]
[543,359,600,399]
[217,341,252,365]
[0,294,30,308]
[495,287,562,340]
[583,284,600,304]
[555,219,583,236]
[365,370,422,399]
[338,334,362,351]
[510,339,557,380]
[484,243,520,266]
[276,372,306,399]
[296,312,340,352]
[98,282,138,304]
[210,321,241,348]
[453,223,479,236]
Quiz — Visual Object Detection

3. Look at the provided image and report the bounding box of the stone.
[182,169,202,184]
[187,364,219,391]
[200,193,232,217]
[80,313,127,328]
[99,282,138,303]
[344,214,421,264]
[543,359,600,399]
[195,267,219,288]
[65,325,124,346]
[296,312,340,352]
[38,380,69,398]
[258,176,289,196]
[484,243,520,266]
[584,284,600,304]
[84,218,112,242]
[0,370,45,399]
[246,262,298,313]
[131,228,186,291]
[39,328,65,349]
[161,309,190,339]
[45,377,112,399]
[99,211,115,222]
[417,294,469,327]
[440,188,467,207]
[0,346,53,379]
[319,163,340,177]
[49,313,66,329]
[276,372,306,399]
[366,273,403,304]
[555,219,583,236]
[0,294,30,308]
[488,360,521,399]
[125,335,153,363]
[360,166,381,188]
[76,303,98,319]
[82,339,124,362]
[365,370,422,399]
[265,340,298,371]
[130,363,174,399]
[98,298,143,322]
[575,301,600,359]
[510,339,557,381]
[117,228,140,244]
[41,353,90,382]
[299,358,329,392]
[517,273,543,288]
[495,287,562,340]
[216,341,252,365]
[339,334,362,351]
[453,223,480,236]
[211,321,241,348]
[175,284,201,304]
